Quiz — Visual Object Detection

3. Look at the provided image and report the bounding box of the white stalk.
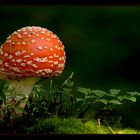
[6,77,40,110]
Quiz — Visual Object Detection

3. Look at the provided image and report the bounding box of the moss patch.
[24,116,140,134]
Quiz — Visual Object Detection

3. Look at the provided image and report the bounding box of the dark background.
[0,5,140,129]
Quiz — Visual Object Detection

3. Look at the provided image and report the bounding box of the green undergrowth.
[25,115,140,134]
[1,72,140,134]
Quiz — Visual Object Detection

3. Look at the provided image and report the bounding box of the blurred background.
[0,5,140,129]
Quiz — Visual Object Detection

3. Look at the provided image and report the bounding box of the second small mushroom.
[0,26,66,109]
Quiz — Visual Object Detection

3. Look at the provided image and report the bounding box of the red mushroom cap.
[0,26,66,80]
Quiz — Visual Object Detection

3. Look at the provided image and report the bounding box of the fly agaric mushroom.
[0,26,66,109]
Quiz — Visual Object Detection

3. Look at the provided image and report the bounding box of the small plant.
[76,87,140,128]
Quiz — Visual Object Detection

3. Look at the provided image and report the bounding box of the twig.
[105,120,115,134]
[59,72,74,89]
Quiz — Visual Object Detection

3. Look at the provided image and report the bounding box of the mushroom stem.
[6,77,40,111]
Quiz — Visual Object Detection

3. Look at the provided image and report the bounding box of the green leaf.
[109,89,120,95]
[77,87,91,96]
[85,96,96,103]
[117,95,127,101]
[127,92,140,97]
[108,100,121,105]
[128,97,136,102]
[98,99,108,105]
[91,90,106,98]
[67,81,74,88]
[76,98,84,102]
[104,93,116,98]
[74,98,84,108]
[118,96,136,102]
[62,87,72,93]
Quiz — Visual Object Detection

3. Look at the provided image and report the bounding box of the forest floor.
[16,116,140,134]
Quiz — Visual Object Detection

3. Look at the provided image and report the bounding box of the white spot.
[41,37,44,40]
[17,42,21,45]
[50,48,53,51]
[24,55,30,58]
[46,33,50,36]
[4,62,9,67]
[58,47,61,50]
[22,42,26,45]
[28,34,31,37]
[44,46,48,49]
[4,53,8,57]
[48,60,53,63]
[17,34,22,39]
[54,61,58,65]
[46,38,50,41]
[60,46,64,50]
[49,56,53,59]
[41,71,46,75]
[51,34,54,38]
[32,64,38,68]
[34,57,47,62]
[12,67,21,73]
[23,32,27,35]
[58,63,64,68]
[20,63,26,66]
[13,31,18,35]
[54,45,58,49]
[6,40,11,43]
[53,34,57,38]
[61,56,65,60]
[11,59,15,62]
[11,42,15,45]
[8,55,13,59]
[54,53,59,58]
[51,64,54,67]
[15,51,21,56]
[54,70,61,74]
[16,59,22,63]
[41,31,45,34]
[31,39,36,43]
[26,61,32,65]
[30,53,34,56]
[37,46,43,50]
[27,27,33,31]
[6,36,10,40]
[44,69,52,73]
[21,28,26,31]
[22,50,27,54]
[35,69,42,74]
[36,69,52,74]
[36,34,39,36]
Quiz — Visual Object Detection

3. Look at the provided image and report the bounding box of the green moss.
[24,116,140,134]
[84,121,111,134]
[25,116,97,134]
[116,128,140,134]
